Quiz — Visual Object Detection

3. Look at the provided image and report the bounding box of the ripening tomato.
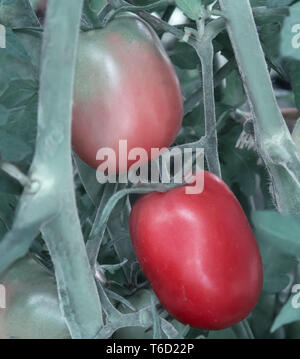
[129,171,263,330]
[0,256,70,339]
[72,14,183,173]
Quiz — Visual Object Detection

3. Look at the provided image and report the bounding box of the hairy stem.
[0,0,103,338]
[37,0,103,338]
[194,40,221,177]
[219,0,300,214]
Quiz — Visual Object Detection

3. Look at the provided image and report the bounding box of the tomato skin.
[0,256,70,339]
[72,14,183,173]
[129,171,263,330]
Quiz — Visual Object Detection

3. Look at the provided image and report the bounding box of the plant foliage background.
[0,0,299,339]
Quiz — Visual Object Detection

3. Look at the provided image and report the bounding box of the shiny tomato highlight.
[129,171,263,330]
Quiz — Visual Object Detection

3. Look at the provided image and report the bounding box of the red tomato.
[129,171,263,330]
[72,14,183,173]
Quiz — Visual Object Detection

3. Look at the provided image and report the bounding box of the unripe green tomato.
[0,256,70,339]
[113,289,185,339]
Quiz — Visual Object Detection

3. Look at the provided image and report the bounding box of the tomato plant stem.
[0,162,31,188]
[184,58,236,116]
[194,40,221,177]
[37,0,103,339]
[86,184,176,269]
[0,0,103,339]
[219,0,300,215]
[99,0,174,27]
[94,282,182,339]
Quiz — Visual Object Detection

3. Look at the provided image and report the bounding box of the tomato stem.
[220,0,300,214]
[86,184,176,269]
[0,162,32,188]
[100,0,174,27]
[0,0,104,339]
[194,38,221,177]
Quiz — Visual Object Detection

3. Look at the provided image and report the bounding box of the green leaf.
[267,0,294,8]
[285,321,300,339]
[175,0,203,21]
[74,155,137,284]
[0,193,18,232]
[207,327,237,339]
[202,0,215,5]
[29,0,41,9]
[0,27,41,167]
[254,7,290,28]
[89,0,107,12]
[0,129,32,162]
[252,211,300,257]
[0,0,39,28]
[249,292,276,338]
[0,79,37,108]
[101,260,128,275]
[250,0,267,6]
[169,42,199,70]
[74,154,103,206]
[254,224,297,294]
[219,123,257,198]
[0,29,39,89]
[271,293,300,332]
[222,70,245,107]
[152,295,163,339]
[0,104,9,126]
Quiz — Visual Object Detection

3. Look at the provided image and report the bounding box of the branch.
[0,0,103,338]
[86,184,176,269]
[191,21,222,177]
[184,57,236,116]
[219,0,300,215]
[37,0,103,338]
